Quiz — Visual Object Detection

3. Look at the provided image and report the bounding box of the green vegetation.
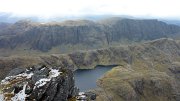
[95,64,179,101]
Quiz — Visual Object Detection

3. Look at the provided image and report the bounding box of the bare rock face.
[0,65,78,101]
[0,18,180,52]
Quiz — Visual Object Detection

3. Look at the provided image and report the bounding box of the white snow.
[34,68,62,88]
[1,68,62,101]
[79,92,85,95]
[1,73,34,85]
[49,68,62,78]
[0,72,33,101]
[26,73,34,79]
[34,78,51,88]
[76,92,87,100]
[0,94,4,101]
[11,84,27,101]
[40,67,46,70]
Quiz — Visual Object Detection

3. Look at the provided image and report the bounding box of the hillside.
[0,38,179,101]
[0,18,180,56]
[0,38,179,78]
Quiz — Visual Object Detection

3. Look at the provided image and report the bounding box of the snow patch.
[34,68,62,89]
[1,73,34,85]
[49,68,62,78]
[79,92,85,95]
[76,92,87,100]
[0,94,4,101]
[34,68,62,88]
[34,78,50,88]
[40,67,46,70]
[11,84,27,101]
[1,68,63,100]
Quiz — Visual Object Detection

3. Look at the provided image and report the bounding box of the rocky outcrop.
[0,65,79,101]
[0,18,180,52]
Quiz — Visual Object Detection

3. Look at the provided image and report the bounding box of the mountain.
[0,12,41,23]
[99,18,180,41]
[0,12,135,23]
[161,19,180,26]
[0,38,180,101]
[0,18,180,55]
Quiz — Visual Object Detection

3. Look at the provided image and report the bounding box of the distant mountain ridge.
[0,18,180,52]
[161,20,180,26]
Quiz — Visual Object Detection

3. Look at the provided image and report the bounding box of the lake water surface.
[74,65,115,91]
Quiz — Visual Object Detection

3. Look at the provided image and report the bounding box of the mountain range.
[0,17,180,57]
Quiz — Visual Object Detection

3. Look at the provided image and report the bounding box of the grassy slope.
[94,39,180,101]
[0,38,179,101]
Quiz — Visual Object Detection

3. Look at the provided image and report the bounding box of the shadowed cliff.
[0,18,180,53]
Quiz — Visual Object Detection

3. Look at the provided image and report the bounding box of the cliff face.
[0,18,180,52]
[0,20,106,51]
[101,19,180,41]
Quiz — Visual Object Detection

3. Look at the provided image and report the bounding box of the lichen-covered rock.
[0,65,79,101]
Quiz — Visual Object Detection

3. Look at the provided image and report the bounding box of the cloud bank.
[0,0,179,18]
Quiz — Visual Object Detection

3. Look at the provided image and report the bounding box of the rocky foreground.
[0,38,180,101]
[0,65,78,101]
[0,65,96,101]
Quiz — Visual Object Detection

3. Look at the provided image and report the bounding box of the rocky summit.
[0,65,79,101]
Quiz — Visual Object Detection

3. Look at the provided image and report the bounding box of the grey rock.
[7,67,25,76]
[85,92,97,100]
[0,18,180,51]
[1,65,78,101]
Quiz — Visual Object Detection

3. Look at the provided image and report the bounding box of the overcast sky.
[0,0,179,19]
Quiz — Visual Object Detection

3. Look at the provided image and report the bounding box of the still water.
[74,65,115,91]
